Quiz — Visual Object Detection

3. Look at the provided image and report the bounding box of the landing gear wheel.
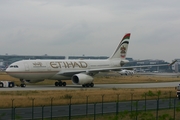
[82,83,94,88]
[55,81,66,87]
[90,83,94,87]
[62,82,66,86]
[86,84,89,87]
[58,82,62,86]
[55,82,59,86]
[20,79,26,87]
[20,84,26,87]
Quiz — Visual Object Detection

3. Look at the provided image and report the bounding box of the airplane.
[119,69,134,76]
[5,33,176,87]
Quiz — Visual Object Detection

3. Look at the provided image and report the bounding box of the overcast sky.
[0,0,180,62]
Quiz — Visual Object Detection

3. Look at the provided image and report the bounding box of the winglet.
[169,60,177,66]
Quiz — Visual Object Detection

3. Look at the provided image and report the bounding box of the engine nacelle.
[72,73,93,85]
[24,79,44,83]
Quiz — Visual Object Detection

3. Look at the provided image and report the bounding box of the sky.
[0,0,180,62]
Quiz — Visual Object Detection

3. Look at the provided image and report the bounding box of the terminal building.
[124,59,172,72]
[172,59,180,72]
[68,56,108,60]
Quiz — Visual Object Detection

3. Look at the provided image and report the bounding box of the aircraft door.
[46,62,51,71]
[24,63,29,71]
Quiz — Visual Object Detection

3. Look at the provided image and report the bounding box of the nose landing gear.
[20,79,26,87]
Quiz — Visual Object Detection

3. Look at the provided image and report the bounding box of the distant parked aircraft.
[119,69,134,75]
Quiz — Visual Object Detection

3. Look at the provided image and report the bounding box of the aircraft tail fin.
[109,33,131,60]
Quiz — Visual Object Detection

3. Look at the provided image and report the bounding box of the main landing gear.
[55,81,66,87]
[20,79,26,87]
[82,82,94,87]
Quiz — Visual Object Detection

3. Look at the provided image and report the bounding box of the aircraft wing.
[57,67,123,76]
[58,60,176,76]
[88,62,174,72]
[120,64,172,69]
[58,70,89,76]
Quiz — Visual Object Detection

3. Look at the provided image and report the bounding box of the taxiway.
[0,82,179,91]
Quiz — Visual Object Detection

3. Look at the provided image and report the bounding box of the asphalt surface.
[0,82,179,91]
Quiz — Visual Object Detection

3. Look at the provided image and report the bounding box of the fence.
[0,90,180,120]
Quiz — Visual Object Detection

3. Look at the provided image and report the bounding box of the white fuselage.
[6,59,121,81]
[5,33,131,87]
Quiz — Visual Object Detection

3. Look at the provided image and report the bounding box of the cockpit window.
[9,65,19,68]
[14,65,18,68]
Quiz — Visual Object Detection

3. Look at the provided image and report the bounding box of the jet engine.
[71,73,93,85]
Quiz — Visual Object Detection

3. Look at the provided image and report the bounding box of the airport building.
[68,56,108,60]
[124,59,172,72]
[172,59,180,72]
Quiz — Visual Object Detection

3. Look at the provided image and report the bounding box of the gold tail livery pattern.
[109,33,130,60]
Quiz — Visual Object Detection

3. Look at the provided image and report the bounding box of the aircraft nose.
[5,66,12,74]
[5,64,21,78]
[6,66,10,71]
[5,64,20,74]
[5,68,9,72]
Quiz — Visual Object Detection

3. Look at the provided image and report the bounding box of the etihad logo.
[120,46,126,58]
[50,61,88,68]
[33,62,43,67]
